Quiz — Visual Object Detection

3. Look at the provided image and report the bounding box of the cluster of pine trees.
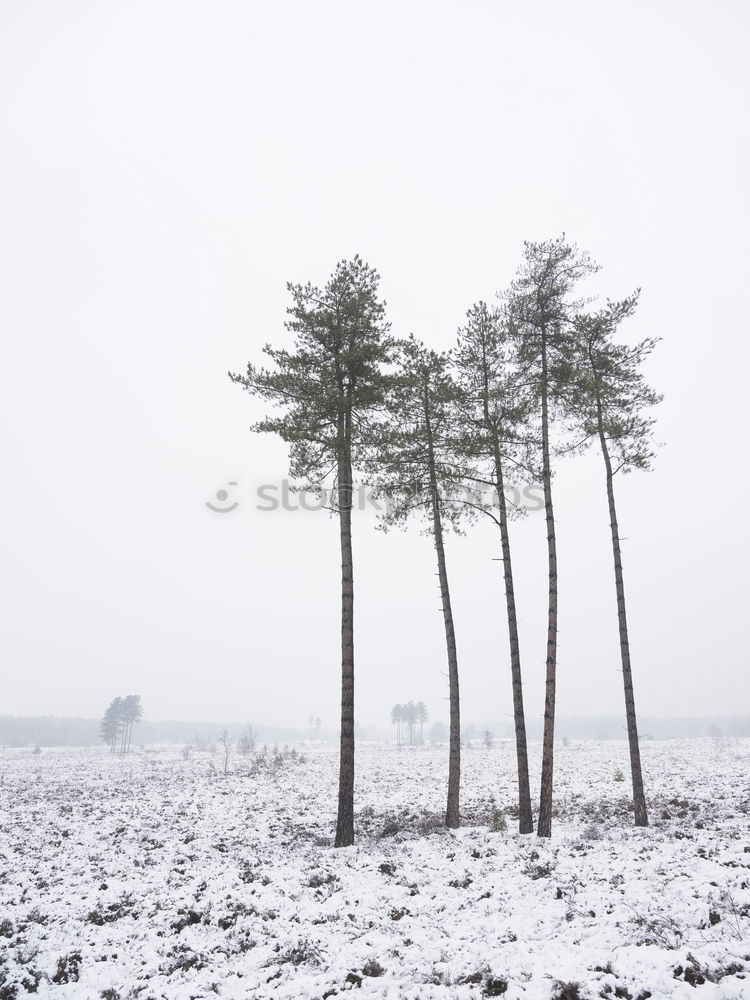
[230,235,661,845]
[391,701,429,745]
[99,695,143,754]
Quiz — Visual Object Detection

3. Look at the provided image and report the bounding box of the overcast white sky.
[1,0,748,730]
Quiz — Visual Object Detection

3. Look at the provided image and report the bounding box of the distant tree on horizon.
[307,715,322,741]
[416,701,428,744]
[404,700,417,744]
[390,701,429,745]
[99,699,120,754]
[390,704,404,746]
[218,728,233,776]
[238,724,256,754]
[121,695,143,753]
[99,695,142,755]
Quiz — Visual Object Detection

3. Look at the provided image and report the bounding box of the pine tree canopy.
[367,335,472,533]
[573,294,663,474]
[229,256,394,495]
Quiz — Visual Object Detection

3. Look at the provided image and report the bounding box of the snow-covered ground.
[1,739,749,999]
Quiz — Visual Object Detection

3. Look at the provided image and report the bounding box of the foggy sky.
[1,0,748,730]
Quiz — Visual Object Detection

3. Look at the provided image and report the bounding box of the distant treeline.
[1,715,749,747]
[0,717,303,748]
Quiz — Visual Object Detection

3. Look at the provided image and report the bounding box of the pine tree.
[573,294,661,827]
[111,696,127,754]
[455,301,534,834]
[370,337,467,827]
[122,694,143,753]
[404,700,418,744]
[99,699,119,754]
[416,701,429,744]
[230,256,394,847]
[506,236,598,838]
[390,704,404,746]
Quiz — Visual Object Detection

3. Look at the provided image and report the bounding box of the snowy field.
[1,740,749,1000]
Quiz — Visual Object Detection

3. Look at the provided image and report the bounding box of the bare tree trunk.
[492,441,534,834]
[433,502,460,828]
[334,445,355,847]
[594,390,648,827]
[537,335,558,838]
[425,393,461,828]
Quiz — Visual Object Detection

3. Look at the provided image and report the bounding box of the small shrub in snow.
[163,945,209,975]
[170,909,204,933]
[86,894,137,925]
[217,901,256,929]
[488,803,507,833]
[483,975,509,996]
[551,982,582,1000]
[25,907,48,926]
[457,968,508,995]
[246,745,305,777]
[273,938,321,967]
[378,817,401,838]
[52,952,82,984]
[673,952,749,986]
[613,768,625,782]
[307,871,338,889]
[625,904,683,949]
[361,958,385,977]
[522,856,554,880]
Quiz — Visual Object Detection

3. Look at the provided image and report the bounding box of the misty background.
[1,1,748,735]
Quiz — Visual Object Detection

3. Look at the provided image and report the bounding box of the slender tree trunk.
[334,443,355,847]
[594,388,648,826]
[492,440,534,834]
[537,335,558,838]
[425,391,461,828]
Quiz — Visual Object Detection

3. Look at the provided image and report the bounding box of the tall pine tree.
[573,294,661,827]
[369,337,467,827]
[454,301,534,834]
[506,236,598,838]
[230,256,393,847]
